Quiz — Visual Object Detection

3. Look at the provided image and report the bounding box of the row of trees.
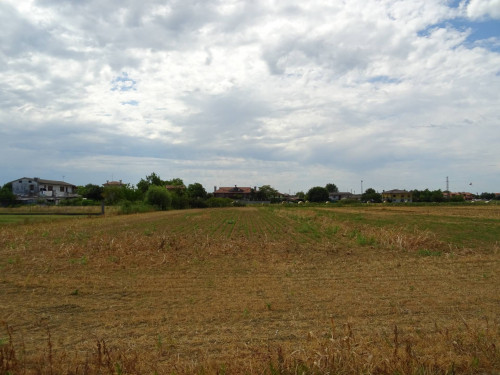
[1,175,498,209]
[74,174,286,211]
[300,185,500,203]
[76,173,209,210]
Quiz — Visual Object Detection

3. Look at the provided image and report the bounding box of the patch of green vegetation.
[325,225,340,236]
[144,225,157,236]
[320,208,500,250]
[69,255,88,265]
[0,214,80,226]
[356,233,376,246]
[7,256,20,265]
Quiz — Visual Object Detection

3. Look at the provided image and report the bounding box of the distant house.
[103,180,124,187]
[213,185,254,200]
[382,189,413,203]
[165,184,186,192]
[444,191,474,201]
[10,177,79,203]
[329,192,355,201]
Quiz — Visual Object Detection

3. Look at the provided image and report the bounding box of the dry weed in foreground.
[2,317,499,374]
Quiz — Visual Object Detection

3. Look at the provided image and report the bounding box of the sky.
[1,0,499,195]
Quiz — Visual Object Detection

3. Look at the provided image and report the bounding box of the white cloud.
[466,0,500,20]
[1,0,499,193]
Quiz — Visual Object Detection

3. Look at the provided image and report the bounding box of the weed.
[69,255,88,265]
[417,249,442,257]
[70,289,79,296]
[325,225,339,236]
[356,233,376,246]
[144,225,157,236]
[115,362,123,375]
[156,334,163,352]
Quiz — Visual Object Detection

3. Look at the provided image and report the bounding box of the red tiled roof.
[214,186,253,194]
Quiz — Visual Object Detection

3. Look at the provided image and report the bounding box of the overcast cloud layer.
[1,0,499,194]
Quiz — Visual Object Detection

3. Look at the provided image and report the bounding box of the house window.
[48,186,53,191]
[60,186,64,192]
[29,185,34,191]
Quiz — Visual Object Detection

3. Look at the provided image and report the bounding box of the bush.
[0,184,16,206]
[145,186,172,210]
[119,201,155,214]
[189,198,208,208]
[171,193,189,210]
[307,187,329,202]
[205,197,233,207]
[59,198,101,206]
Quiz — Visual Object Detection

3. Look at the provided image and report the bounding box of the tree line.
[0,175,498,209]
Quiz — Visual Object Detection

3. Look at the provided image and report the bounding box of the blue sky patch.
[121,100,139,106]
[367,75,401,84]
[419,18,500,51]
[111,72,137,92]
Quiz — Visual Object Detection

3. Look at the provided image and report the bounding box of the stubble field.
[1,205,499,374]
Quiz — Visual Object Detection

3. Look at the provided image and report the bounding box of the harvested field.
[0,205,499,374]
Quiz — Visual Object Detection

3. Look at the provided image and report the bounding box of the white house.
[329,192,357,201]
[10,177,79,203]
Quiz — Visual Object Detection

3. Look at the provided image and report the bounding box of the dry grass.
[1,206,499,374]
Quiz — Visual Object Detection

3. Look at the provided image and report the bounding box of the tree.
[307,186,329,202]
[145,185,172,210]
[77,184,103,201]
[257,185,279,201]
[450,194,465,202]
[0,183,15,206]
[431,190,444,202]
[362,188,382,203]
[137,172,165,194]
[480,192,495,200]
[325,183,339,193]
[296,191,305,200]
[165,178,184,186]
[187,183,207,199]
[103,186,125,205]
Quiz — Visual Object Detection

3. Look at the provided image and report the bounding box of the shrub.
[171,193,189,210]
[306,186,329,202]
[119,200,155,214]
[189,198,208,208]
[205,197,233,207]
[145,186,172,210]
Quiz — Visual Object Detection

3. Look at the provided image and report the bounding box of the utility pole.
[361,180,363,195]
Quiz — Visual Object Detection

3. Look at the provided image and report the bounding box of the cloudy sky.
[1,0,499,194]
